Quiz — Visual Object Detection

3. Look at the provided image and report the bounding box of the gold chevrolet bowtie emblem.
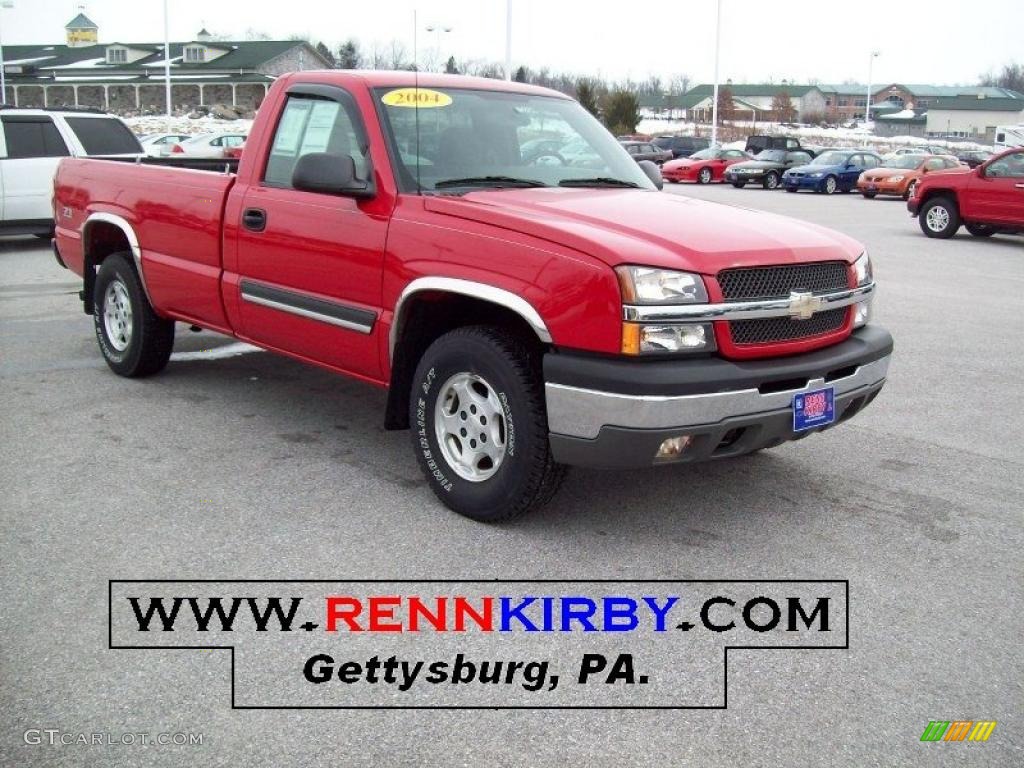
[788,291,823,320]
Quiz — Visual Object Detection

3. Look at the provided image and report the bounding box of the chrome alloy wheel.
[103,279,133,352]
[434,372,507,482]
[926,204,950,233]
[824,176,837,194]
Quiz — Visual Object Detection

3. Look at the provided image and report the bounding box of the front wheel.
[731,181,746,188]
[93,252,175,377]
[904,180,919,200]
[762,171,780,190]
[965,223,996,238]
[697,167,713,184]
[822,176,838,195]
[862,190,877,199]
[919,197,961,239]
[409,326,565,522]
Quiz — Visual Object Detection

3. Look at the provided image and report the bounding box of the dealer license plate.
[793,387,835,432]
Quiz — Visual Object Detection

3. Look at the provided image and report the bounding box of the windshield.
[688,148,719,160]
[374,87,652,192]
[755,150,786,162]
[883,155,926,169]
[652,137,674,149]
[811,151,851,166]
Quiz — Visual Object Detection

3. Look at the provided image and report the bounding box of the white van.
[0,108,142,238]
[994,125,1024,150]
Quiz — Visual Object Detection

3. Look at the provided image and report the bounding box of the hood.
[730,160,782,170]
[664,158,702,170]
[787,163,840,174]
[423,188,863,274]
[864,166,919,179]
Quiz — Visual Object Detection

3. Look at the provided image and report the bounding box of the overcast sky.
[2,0,1020,86]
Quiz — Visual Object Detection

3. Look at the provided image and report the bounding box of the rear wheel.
[822,175,838,195]
[762,171,780,190]
[93,252,175,377]
[919,197,961,239]
[409,326,565,522]
[698,167,713,184]
[965,223,996,237]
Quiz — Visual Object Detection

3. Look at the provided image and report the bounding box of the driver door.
[234,86,387,379]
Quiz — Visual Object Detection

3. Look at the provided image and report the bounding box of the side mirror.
[291,152,373,197]
[975,164,985,178]
[638,159,664,190]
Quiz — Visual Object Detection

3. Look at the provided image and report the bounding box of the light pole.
[0,0,14,105]
[425,24,452,72]
[710,0,722,145]
[865,49,880,126]
[504,0,512,81]
[163,0,172,119]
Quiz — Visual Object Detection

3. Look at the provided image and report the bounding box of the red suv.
[908,147,1024,238]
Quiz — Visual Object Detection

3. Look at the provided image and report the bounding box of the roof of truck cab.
[288,70,573,100]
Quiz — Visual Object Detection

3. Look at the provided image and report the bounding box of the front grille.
[730,308,847,344]
[718,262,850,346]
[718,262,848,301]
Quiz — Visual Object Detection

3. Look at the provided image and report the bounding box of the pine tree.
[602,90,640,136]
[337,39,363,69]
[576,79,600,117]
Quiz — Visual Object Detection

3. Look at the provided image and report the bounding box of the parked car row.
[137,131,248,158]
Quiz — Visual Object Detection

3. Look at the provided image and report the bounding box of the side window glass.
[925,158,944,171]
[264,95,368,188]
[2,118,70,159]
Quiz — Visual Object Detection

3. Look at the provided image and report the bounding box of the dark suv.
[652,135,711,159]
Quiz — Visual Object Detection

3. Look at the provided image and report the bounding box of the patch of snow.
[5,56,57,65]
[170,342,262,362]
[49,58,107,69]
[125,115,255,136]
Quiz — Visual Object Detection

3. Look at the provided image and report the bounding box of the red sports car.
[662,147,752,184]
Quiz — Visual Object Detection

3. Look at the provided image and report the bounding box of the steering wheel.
[527,152,566,167]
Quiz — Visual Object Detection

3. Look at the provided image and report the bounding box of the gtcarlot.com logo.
[920,721,997,742]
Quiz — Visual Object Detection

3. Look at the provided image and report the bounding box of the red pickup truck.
[908,146,1024,238]
[53,71,892,522]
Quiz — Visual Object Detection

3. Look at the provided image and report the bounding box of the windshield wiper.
[433,175,548,189]
[558,177,641,188]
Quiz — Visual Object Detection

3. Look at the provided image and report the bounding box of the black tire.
[785,187,798,193]
[918,197,961,239]
[667,178,680,184]
[409,326,565,522]
[822,175,838,195]
[93,252,175,377]
[762,171,780,190]
[34,233,53,241]
[731,181,746,188]
[697,167,713,184]
[862,191,877,199]
[965,223,996,238]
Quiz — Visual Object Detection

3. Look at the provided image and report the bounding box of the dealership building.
[0,12,332,114]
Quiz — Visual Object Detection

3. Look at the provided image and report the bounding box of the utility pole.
[710,0,722,145]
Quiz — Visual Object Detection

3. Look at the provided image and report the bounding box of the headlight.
[616,266,708,304]
[888,175,905,182]
[810,172,824,177]
[853,252,872,286]
[622,323,716,355]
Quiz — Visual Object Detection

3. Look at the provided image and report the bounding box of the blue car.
[782,149,883,194]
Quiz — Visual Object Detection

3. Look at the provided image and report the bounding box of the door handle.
[1015,183,1024,189]
[242,208,267,232]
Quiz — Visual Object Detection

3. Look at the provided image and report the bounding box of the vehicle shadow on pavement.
[159,338,828,548]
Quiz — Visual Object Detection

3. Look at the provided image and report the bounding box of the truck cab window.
[2,118,70,159]
[264,96,368,188]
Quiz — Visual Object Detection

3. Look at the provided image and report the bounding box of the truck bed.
[54,156,237,332]
[106,155,241,174]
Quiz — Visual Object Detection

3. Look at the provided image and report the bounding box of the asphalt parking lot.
[1,185,1022,766]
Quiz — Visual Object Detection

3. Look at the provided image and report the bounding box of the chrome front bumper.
[547,355,889,440]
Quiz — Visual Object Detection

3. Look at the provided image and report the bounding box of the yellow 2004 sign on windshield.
[381,88,452,108]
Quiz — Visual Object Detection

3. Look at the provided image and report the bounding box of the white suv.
[0,108,142,238]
